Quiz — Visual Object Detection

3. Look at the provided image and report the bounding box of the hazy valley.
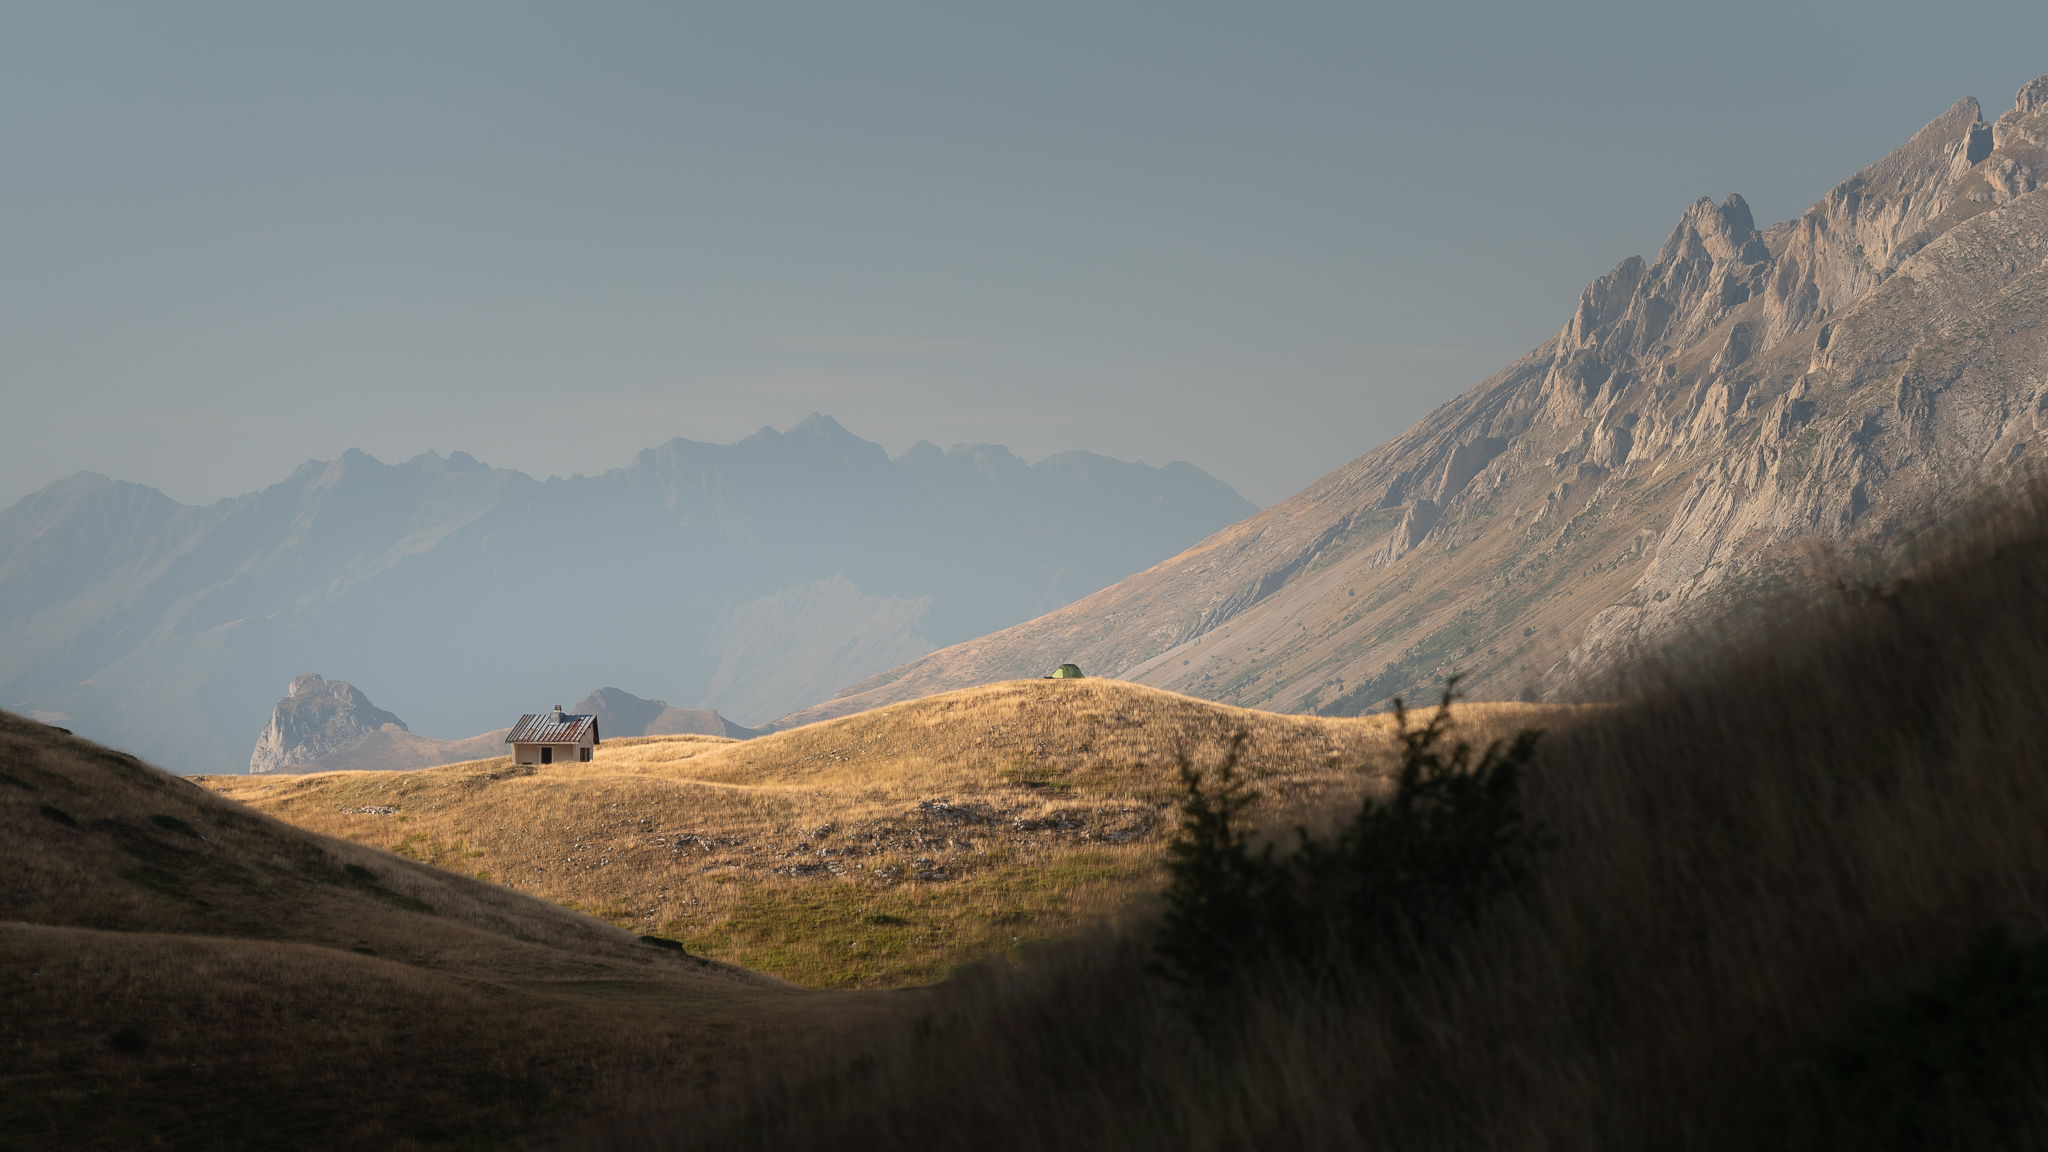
[0,415,1252,775]
[21,75,2048,775]
[18,477,2048,1145]
[9,65,2048,1152]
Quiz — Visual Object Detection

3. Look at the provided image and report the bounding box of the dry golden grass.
[0,712,903,1151]
[205,681,1582,989]
[560,493,2048,1152]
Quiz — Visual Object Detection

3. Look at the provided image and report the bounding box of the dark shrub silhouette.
[1155,679,1545,990]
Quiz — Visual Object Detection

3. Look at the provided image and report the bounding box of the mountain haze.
[568,686,760,742]
[797,74,2048,723]
[0,416,1253,773]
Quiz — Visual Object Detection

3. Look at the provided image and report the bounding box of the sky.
[5,2,2047,510]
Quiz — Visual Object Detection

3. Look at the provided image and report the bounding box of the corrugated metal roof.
[505,713,600,745]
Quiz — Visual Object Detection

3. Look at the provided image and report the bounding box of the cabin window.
[580,746,592,763]
[541,746,552,765]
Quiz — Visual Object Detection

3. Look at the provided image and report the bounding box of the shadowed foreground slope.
[208,682,1580,988]
[568,493,2048,1152]
[0,717,895,1151]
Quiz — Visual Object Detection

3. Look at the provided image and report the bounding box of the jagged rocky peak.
[248,673,408,774]
[1549,192,1770,408]
[1532,78,2048,441]
[1983,75,2048,201]
[1764,77,2048,344]
[796,70,2048,726]
[1391,72,2048,592]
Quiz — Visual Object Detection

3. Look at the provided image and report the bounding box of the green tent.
[1050,663,1084,679]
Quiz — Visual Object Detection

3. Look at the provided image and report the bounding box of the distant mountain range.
[786,72,2048,724]
[0,414,1253,774]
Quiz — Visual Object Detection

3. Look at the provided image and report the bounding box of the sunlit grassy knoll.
[207,679,1584,988]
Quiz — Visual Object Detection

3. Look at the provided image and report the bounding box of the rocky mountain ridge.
[785,73,2048,724]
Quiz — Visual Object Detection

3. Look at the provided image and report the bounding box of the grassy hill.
[564,492,2048,1152]
[0,712,899,1151]
[204,681,1580,988]
[25,490,2048,1150]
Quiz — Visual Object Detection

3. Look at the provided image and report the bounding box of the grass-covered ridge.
[205,682,1581,988]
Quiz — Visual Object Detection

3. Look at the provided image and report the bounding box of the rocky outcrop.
[793,71,2048,723]
[1564,181,2048,681]
[249,674,409,774]
[1761,97,1992,344]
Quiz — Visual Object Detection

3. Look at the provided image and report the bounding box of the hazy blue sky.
[6,2,2047,509]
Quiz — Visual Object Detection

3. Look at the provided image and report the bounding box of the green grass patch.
[683,851,1157,988]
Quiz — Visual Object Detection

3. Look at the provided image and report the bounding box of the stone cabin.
[506,705,600,765]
